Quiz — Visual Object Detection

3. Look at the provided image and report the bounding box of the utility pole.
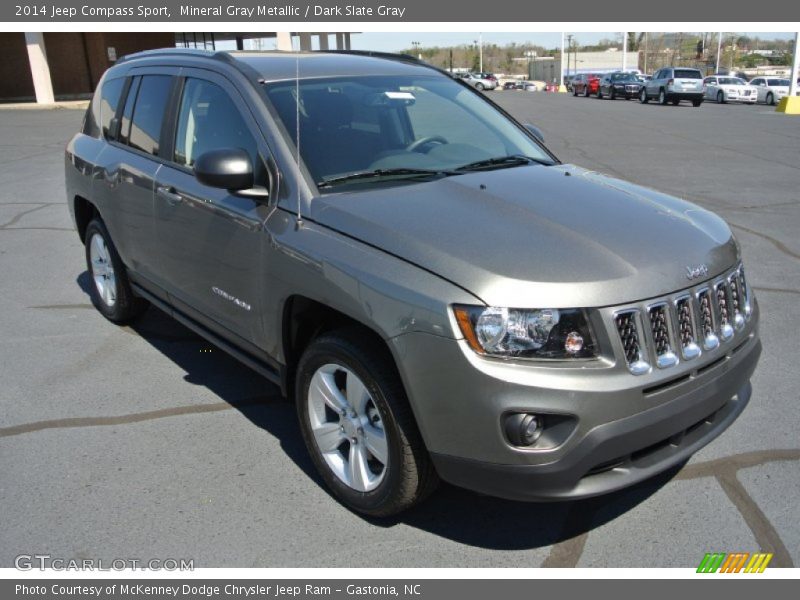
[479,33,483,72]
[622,31,628,71]
[566,34,573,77]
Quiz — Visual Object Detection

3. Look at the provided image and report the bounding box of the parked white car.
[748,77,792,105]
[703,76,758,104]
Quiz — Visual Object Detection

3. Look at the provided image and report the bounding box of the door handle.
[157,185,183,205]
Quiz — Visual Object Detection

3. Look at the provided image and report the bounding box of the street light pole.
[716,32,723,74]
[479,33,483,73]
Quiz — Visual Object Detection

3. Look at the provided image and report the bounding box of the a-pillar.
[24,32,55,104]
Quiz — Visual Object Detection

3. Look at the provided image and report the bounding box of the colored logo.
[697,552,773,573]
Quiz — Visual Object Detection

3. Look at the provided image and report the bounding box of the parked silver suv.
[640,67,705,106]
[65,50,760,516]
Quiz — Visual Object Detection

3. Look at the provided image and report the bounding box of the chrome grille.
[715,281,734,340]
[613,264,750,374]
[674,297,701,359]
[648,304,678,368]
[614,311,650,374]
[698,290,715,338]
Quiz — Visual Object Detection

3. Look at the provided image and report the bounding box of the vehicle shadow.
[77,271,680,551]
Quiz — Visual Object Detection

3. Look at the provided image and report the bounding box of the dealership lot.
[1,94,798,568]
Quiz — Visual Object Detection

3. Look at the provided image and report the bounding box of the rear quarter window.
[85,76,125,139]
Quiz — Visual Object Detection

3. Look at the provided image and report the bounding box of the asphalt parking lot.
[1,93,798,568]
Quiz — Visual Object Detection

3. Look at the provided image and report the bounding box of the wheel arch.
[73,195,99,244]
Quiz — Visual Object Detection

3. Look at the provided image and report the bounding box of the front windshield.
[265,74,554,187]
[718,77,745,85]
[612,73,636,81]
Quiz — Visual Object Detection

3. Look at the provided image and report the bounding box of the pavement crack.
[675,448,800,567]
[0,395,278,439]
[729,222,800,261]
[0,204,49,229]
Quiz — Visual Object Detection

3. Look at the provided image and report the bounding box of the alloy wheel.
[306,363,388,492]
[89,232,117,307]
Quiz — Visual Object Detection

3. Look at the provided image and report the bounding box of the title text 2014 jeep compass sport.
[65,49,761,516]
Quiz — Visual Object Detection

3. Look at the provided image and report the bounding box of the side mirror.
[524,123,545,144]
[194,148,255,192]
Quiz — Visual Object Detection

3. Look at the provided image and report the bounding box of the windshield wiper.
[455,154,551,172]
[316,168,455,189]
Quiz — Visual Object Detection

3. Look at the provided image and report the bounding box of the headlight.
[453,305,596,359]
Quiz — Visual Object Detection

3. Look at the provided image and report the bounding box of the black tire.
[572,86,578,96]
[584,86,590,97]
[596,87,603,99]
[671,98,680,105]
[658,89,668,105]
[717,90,726,104]
[610,88,616,100]
[295,329,438,517]
[766,92,774,106]
[84,218,148,323]
[692,99,703,107]
[640,88,649,103]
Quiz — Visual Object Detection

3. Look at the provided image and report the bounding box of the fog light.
[564,331,584,355]
[505,413,543,446]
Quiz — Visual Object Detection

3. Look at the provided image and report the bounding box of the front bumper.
[390,307,760,501]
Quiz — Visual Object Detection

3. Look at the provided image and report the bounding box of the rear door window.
[125,75,173,156]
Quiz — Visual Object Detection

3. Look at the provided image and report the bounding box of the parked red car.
[571,73,601,97]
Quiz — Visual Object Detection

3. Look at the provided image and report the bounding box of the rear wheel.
[692,99,703,107]
[475,83,484,91]
[84,218,148,323]
[640,88,649,103]
[296,329,438,517]
[584,86,590,97]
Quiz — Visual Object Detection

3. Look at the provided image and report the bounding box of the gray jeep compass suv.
[65,49,761,516]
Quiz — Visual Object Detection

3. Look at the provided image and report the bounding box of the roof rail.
[116,47,234,65]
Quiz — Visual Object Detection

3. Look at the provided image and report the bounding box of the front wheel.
[296,329,438,517]
[658,89,667,105]
[84,218,148,323]
[717,90,726,104]
[640,88,649,103]
[766,92,774,105]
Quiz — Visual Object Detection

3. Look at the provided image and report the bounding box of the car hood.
[310,164,738,308]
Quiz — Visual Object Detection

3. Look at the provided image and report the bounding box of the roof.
[117,48,439,83]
